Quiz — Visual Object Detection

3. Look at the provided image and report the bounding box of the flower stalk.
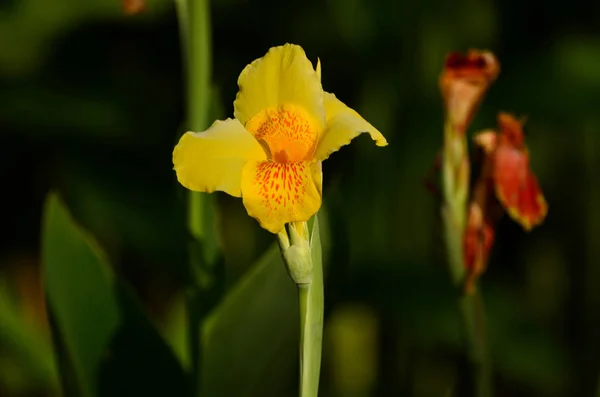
[458,291,492,397]
[278,219,324,397]
[185,0,213,247]
[439,50,499,397]
[443,118,491,397]
[174,0,217,394]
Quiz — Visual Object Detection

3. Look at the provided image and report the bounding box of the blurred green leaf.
[200,244,298,397]
[0,283,58,394]
[98,283,189,397]
[42,192,120,397]
[486,287,571,395]
[0,0,171,77]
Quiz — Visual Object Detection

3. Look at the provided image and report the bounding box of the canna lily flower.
[173,44,387,233]
[474,112,548,231]
[440,50,500,135]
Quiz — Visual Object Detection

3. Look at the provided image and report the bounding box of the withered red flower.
[463,202,495,293]
[440,50,500,135]
[475,113,548,231]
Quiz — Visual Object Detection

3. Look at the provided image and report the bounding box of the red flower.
[475,113,548,231]
[440,50,500,135]
[463,202,495,293]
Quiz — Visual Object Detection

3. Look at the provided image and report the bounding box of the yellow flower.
[173,44,387,233]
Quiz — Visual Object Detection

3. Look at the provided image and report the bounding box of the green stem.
[458,290,492,397]
[187,0,211,131]
[174,0,214,395]
[286,218,324,397]
[298,279,324,397]
[186,0,212,243]
[298,285,309,389]
[441,121,467,285]
[441,119,491,396]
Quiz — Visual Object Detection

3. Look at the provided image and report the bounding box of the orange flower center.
[245,105,319,163]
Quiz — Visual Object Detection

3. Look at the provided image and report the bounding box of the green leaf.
[300,215,324,397]
[200,244,298,397]
[0,0,171,77]
[42,192,120,397]
[98,283,189,397]
[0,283,58,393]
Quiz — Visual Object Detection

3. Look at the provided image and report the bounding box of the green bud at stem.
[277,221,313,286]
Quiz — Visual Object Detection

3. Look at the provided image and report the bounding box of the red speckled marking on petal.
[242,159,321,233]
[255,161,307,213]
[245,105,318,162]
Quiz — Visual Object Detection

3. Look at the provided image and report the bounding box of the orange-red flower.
[440,50,500,135]
[462,112,547,292]
[475,113,548,231]
[463,202,495,293]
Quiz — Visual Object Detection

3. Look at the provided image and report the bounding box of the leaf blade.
[200,244,298,397]
[42,192,120,397]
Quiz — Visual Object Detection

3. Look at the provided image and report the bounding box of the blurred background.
[1,0,599,396]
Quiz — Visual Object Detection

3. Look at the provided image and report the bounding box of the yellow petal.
[173,118,267,197]
[241,160,321,233]
[311,161,323,196]
[233,44,325,129]
[314,92,388,161]
[316,57,321,81]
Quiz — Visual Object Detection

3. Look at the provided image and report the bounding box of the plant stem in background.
[441,119,492,397]
[439,50,499,397]
[441,119,468,286]
[174,0,215,394]
[458,290,492,397]
[185,0,212,245]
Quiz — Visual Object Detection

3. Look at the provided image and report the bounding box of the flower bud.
[440,50,500,135]
[278,221,313,286]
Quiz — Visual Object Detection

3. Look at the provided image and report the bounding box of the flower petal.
[233,44,325,129]
[440,50,500,135]
[244,104,320,162]
[494,144,548,231]
[463,202,495,293]
[173,118,267,197]
[473,129,498,154]
[316,57,321,81]
[241,160,321,233]
[313,92,388,161]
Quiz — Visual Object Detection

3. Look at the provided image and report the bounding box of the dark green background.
[0,0,598,396]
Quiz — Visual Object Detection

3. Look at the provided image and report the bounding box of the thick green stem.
[442,121,468,285]
[186,0,212,243]
[281,219,324,397]
[297,276,323,397]
[298,285,309,389]
[174,0,214,395]
[459,291,492,397]
[441,120,492,397]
